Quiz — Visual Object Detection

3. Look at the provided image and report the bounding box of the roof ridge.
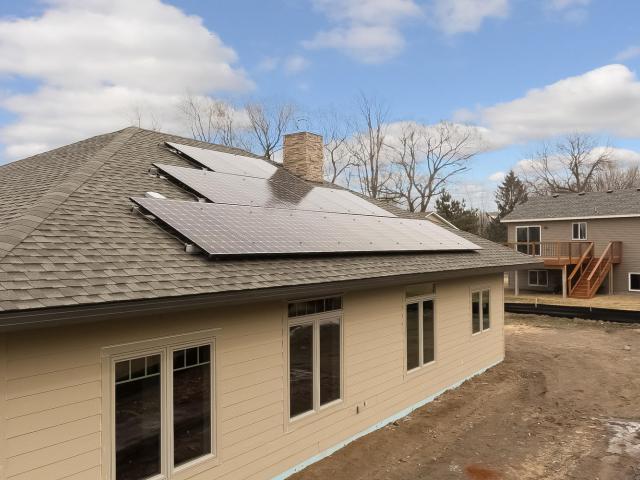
[0,127,138,261]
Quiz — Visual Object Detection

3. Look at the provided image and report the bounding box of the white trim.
[528,269,549,287]
[286,304,344,423]
[515,225,542,256]
[629,273,640,292]
[503,213,640,223]
[101,332,218,480]
[404,294,436,373]
[470,288,491,334]
[571,222,587,241]
[273,358,504,480]
[424,212,459,230]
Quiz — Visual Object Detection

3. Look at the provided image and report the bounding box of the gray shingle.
[0,127,539,313]
[503,189,640,221]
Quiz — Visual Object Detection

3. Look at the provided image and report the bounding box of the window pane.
[173,345,212,467]
[573,223,579,239]
[422,300,435,364]
[529,227,540,242]
[631,274,640,291]
[472,292,480,334]
[529,270,537,285]
[289,324,314,417]
[539,271,548,286]
[406,303,420,370]
[319,319,341,406]
[482,290,490,330]
[580,223,586,239]
[516,227,527,243]
[115,355,161,480]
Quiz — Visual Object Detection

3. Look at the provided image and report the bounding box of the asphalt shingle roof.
[0,127,539,313]
[503,189,640,222]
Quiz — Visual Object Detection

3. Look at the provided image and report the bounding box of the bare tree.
[313,109,354,184]
[348,93,391,199]
[386,122,481,212]
[180,95,244,147]
[594,162,640,190]
[129,104,162,131]
[244,100,296,160]
[524,134,611,194]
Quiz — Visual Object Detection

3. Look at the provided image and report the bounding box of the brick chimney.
[283,132,324,183]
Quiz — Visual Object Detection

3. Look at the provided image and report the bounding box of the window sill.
[172,454,220,480]
[406,360,436,377]
[287,398,344,431]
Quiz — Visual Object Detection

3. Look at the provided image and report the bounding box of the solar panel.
[155,163,394,217]
[166,142,278,179]
[131,197,480,257]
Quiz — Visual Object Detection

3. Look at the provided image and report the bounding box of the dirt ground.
[292,314,640,480]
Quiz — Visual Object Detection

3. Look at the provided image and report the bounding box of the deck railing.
[505,241,593,263]
[584,241,623,297]
[568,242,594,295]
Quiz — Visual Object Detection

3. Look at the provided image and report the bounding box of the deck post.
[609,264,614,295]
[562,265,567,299]
[514,270,519,296]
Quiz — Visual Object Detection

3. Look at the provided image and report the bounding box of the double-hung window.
[572,222,587,240]
[110,336,215,480]
[471,289,491,334]
[288,296,342,419]
[406,284,436,372]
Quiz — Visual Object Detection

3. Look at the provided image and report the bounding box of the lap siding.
[0,273,504,480]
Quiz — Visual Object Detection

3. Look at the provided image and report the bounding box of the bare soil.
[292,314,640,480]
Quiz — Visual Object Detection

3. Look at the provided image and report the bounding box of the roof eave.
[0,260,541,332]
[502,213,640,223]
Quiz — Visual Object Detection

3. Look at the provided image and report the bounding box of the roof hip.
[0,127,138,262]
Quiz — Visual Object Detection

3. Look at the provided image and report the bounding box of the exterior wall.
[0,273,504,480]
[507,218,640,294]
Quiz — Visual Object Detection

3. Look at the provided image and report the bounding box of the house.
[502,189,640,299]
[0,127,538,480]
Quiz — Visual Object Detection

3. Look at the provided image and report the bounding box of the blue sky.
[1,0,640,207]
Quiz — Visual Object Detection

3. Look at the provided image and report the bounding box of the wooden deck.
[505,289,640,312]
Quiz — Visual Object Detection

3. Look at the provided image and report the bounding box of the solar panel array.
[132,197,480,257]
[166,142,278,179]
[154,163,394,217]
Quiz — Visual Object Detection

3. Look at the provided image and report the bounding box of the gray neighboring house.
[502,189,640,298]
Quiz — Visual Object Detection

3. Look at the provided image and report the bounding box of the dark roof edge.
[0,261,541,332]
[0,127,139,261]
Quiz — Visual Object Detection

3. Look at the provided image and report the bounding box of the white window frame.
[471,288,491,335]
[572,222,587,240]
[528,270,549,287]
[515,225,542,256]
[286,304,344,423]
[629,273,640,292]
[405,293,437,374]
[101,330,219,480]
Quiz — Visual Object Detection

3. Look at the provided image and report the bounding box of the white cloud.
[284,55,310,74]
[615,45,640,61]
[431,0,509,35]
[545,0,590,22]
[0,0,252,160]
[257,56,279,72]
[304,0,421,63]
[489,171,506,182]
[462,64,640,144]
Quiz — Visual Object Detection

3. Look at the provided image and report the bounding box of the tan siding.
[508,218,640,294]
[0,335,7,480]
[0,274,504,480]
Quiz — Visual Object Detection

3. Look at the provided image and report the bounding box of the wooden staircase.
[568,241,622,299]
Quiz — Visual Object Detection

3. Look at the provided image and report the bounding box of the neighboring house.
[0,127,538,480]
[502,190,640,298]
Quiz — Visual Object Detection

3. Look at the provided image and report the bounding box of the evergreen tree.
[486,170,528,242]
[435,190,479,234]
